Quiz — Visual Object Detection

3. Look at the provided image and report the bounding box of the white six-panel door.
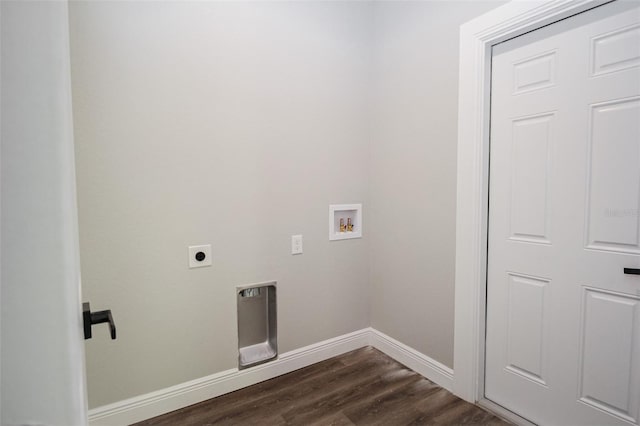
[486,1,640,424]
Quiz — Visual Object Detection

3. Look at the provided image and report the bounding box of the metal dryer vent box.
[236,281,277,369]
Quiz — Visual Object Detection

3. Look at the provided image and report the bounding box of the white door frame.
[452,0,612,406]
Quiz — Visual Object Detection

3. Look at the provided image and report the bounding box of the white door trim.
[453,0,612,403]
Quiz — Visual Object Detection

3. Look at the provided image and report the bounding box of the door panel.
[513,50,557,94]
[579,288,640,424]
[586,97,640,254]
[591,24,640,76]
[505,273,550,386]
[486,1,640,425]
[509,113,554,244]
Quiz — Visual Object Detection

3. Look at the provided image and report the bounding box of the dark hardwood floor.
[134,346,509,426]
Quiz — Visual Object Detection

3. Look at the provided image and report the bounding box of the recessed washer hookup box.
[237,281,277,369]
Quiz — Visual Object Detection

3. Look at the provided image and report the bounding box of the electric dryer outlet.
[188,244,212,268]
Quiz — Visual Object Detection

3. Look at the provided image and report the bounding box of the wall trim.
[369,329,453,391]
[89,329,369,426]
[453,0,609,404]
[89,328,454,425]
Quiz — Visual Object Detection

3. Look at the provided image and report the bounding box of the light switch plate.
[291,235,303,255]
[189,244,212,268]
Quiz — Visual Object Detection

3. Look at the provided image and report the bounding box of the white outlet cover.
[188,244,212,268]
[291,235,303,255]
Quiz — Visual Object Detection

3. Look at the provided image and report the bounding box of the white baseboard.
[89,328,454,425]
[369,329,454,392]
[88,329,369,426]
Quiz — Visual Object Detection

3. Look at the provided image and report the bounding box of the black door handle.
[83,302,116,340]
[624,268,640,275]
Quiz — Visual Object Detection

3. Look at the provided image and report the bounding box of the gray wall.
[70,1,372,408]
[70,0,505,408]
[369,0,507,368]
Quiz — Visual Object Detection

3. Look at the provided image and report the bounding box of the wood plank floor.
[134,347,509,426]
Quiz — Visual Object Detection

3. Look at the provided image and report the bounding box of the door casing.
[453,0,614,418]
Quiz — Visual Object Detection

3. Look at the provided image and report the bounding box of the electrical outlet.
[291,235,303,255]
[189,244,212,268]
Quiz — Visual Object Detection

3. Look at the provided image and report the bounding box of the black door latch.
[83,302,116,340]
